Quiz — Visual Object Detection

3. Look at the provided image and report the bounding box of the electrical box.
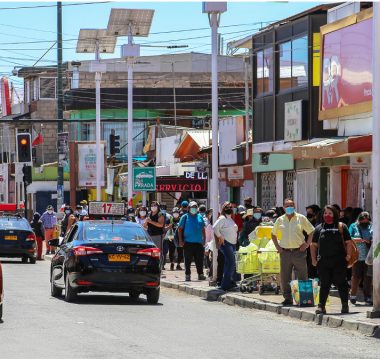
[202,2,227,13]
[121,44,140,58]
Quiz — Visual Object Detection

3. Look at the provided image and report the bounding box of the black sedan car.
[0,215,37,263]
[49,220,161,303]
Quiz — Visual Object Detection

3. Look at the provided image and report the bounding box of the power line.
[0,1,112,11]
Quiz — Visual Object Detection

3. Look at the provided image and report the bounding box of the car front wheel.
[64,276,77,303]
[146,288,160,304]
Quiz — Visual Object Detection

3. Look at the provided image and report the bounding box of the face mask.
[232,208,237,214]
[306,213,314,219]
[65,210,71,214]
[161,210,166,215]
[285,207,295,216]
[151,206,158,212]
[190,208,198,215]
[253,213,262,220]
[224,209,233,215]
[139,211,146,217]
[48,210,53,214]
[324,214,334,224]
[173,213,179,219]
[244,203,250,208]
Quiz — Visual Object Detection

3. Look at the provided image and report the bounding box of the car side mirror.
[48,238,60,247]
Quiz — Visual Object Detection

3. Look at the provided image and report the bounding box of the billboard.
[77,143,105,187]
[319,9,372,120]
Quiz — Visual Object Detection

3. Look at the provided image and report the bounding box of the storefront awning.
[292,135,372,160]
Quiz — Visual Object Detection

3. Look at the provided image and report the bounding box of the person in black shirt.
[31,212,44,260]
[310,205,354,315]
[144,201,165,251]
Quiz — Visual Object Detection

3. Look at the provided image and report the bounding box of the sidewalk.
[161,265,380,338]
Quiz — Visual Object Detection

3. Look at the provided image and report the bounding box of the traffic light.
[109,133,120,156]
[22,165,32,186]
[16,133,32,163]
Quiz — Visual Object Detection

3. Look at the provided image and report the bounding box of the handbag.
[338,222,359,268]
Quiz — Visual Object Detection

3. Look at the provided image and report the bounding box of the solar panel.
[76,29,117,54]
[106,9,154,37]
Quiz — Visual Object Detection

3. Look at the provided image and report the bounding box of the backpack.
[338,222,359,268]
[174,214,187,247]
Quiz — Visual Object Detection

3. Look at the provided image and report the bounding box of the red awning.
[348,135,372,153]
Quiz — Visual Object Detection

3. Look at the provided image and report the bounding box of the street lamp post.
[369,2,380,318]
[107,8,155,208]
[203,2,227,284]
[76,29,116,201]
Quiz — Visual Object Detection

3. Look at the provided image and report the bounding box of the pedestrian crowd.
[31,197,373,316]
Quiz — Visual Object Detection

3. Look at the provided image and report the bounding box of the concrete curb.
[160,280,380,339]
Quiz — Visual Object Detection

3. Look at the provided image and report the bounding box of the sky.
[0,1,323,93]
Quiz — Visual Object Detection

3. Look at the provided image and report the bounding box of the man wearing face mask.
[178,201,206,281]
[272,198,315,305]
[40,205,58,255]
[349,211,373,305]
[238,208,263,247]
[144,201,165,252]
[305,204,321,279]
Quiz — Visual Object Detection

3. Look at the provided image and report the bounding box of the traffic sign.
[89,201,125,216]
[133,167,156,192]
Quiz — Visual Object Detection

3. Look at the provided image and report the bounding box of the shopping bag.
[236,243,259,274]
[312,278,330,306]
[249,226,272,249]
[258,240,280,273]
[291,280,314,307]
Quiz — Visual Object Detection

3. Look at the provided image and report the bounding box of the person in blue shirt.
[178,201,206,282]
[348,211,373,305]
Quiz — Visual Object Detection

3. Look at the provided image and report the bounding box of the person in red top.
[231,203,243,233]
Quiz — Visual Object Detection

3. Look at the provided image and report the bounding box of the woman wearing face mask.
[213,202,239,291]
[136,206,148,226]
[163,207,181,271]
[61,206,74,236]
[348,211,373,305]
[144,201,165,251]
[30,212,44,260]
[310,205,354,315]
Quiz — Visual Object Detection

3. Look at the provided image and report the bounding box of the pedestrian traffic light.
[22,165,32,186]
[109,133,120,156]
[16,133,32,163]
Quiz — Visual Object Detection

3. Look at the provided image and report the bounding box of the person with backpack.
[178,201,206,281]
[310,205,355,315]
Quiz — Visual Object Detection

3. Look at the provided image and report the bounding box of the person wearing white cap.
[178,201,206,282]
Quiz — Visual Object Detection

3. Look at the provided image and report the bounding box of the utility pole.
[171,58,177,135]
[56,1,64,211]
[203,2,227,284]
[368,2,380,318]
[244,56,250,161]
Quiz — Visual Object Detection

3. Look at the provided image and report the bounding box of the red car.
[0,261,3,320]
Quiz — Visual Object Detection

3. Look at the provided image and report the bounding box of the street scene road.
[1,259,380,359]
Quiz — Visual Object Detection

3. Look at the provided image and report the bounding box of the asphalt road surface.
[1,258,380,359]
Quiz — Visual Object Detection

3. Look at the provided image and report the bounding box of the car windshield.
[84,223,148,242]
[0,218,30,230]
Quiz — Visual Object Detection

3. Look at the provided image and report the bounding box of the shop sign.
[156,176,207,192]
[284,100,302,142]
[77,143,105,187]
[350,155,369,169]
[228,166,244,180]
[320,15,372,120]
[133,167,156,192]
[184,171,208,180]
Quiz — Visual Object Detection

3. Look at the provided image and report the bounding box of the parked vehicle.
[49,220,161,304]
[0,261,3,320]
[0,214,37,264]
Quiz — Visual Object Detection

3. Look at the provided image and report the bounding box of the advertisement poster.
[78,143,105,187]
[119,172,128,197]
[320,16,372,119]
[284,100,303,141]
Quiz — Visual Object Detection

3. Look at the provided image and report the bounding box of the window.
[84,224,148,242]
[256,47,274,96]
[279,35,308,91]
[0,218,31,230]
[39,77,56,99]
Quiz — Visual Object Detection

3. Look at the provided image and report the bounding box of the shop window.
[256,47,273,96]
[279,35,308,91]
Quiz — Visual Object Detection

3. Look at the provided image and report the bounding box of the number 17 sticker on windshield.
[89,202,125,216]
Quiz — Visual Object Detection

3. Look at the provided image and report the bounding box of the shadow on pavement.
[52,294,163,306]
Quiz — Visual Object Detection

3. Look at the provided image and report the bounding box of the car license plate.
[108,254,130,262]
[5,235,17,240]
